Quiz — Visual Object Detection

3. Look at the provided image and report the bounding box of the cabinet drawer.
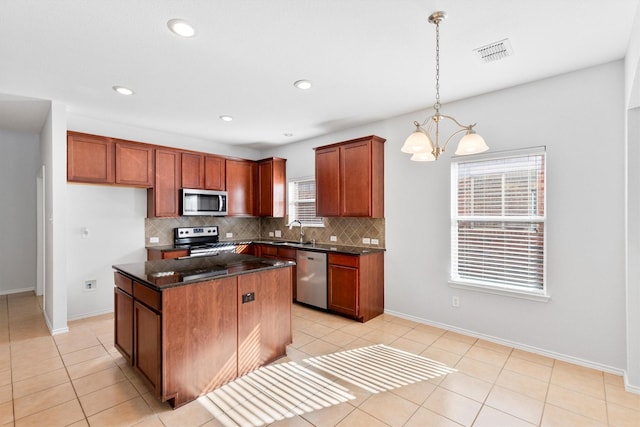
[134,282,162,312]
[114,272,133,294]
[328,253,359,268]
[260,245,278,257]
[277,247,296,259]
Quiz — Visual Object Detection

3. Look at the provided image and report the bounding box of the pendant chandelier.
[401,11,488,161]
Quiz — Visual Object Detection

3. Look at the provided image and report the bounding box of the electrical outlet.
[371,238,379,245]
[330,235,337,242]
[362,237,371,244]
[84,280,97,292]
[149,236,159,244]
[275,230,282,238]
[268,231,274,237]
[226,232,233,238]
[452,296,460,307]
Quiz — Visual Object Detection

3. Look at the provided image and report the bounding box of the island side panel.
[237,266,293,377]
[162,276,238,408]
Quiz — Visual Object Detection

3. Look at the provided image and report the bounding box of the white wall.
[263,61,628,374]
[41,101,69,334]
[66,185,147,319]
[0,129,39,294]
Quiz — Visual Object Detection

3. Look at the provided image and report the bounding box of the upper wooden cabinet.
[148,148,181,217]
[67,131,115,184]
[114,140,154,187]
[315,135,385,218]
[180,152,205,189]
[226,159,256,217]
[181,152,226,190]
[205,155,226,190]
[257,157,286,217]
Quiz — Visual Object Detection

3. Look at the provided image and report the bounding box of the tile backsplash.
[146,216,385,248]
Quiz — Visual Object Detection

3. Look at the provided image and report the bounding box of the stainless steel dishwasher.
[296,250,327,309]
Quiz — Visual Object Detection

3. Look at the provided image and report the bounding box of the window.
[451,147,546,297]
[288,177,323,227]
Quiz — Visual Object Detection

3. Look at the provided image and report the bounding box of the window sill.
[448,280,551,302]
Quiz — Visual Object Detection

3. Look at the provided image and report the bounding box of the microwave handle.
[219,194,226,212]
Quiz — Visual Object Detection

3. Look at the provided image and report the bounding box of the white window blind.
[288,177,323,227]
[451,148,546,293]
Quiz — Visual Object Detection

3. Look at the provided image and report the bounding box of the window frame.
[449,147,549,302]
[287,176,324,228]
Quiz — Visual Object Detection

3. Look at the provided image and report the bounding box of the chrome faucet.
[288,219,304,243]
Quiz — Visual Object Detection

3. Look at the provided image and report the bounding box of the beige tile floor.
[0,291,638,426]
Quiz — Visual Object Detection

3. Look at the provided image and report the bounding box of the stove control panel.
[175,226,219,238]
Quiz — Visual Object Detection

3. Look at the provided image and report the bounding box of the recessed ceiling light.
[167,19,196,38]
[219,115,233,122]
[293,80,312,90]
[112,86,134,96]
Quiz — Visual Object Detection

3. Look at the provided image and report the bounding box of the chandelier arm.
[440,127,472,152]
[438,114,476,131]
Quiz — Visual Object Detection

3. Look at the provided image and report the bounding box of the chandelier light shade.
[403,11,488,162]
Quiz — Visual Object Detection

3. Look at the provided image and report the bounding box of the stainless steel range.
[174,226,237,258]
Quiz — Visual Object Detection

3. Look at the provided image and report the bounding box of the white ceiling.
[0,0,638,148]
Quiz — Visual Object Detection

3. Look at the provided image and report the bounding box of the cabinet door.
[162,277,238,407]
[181,152,205,189]
[328,264,359,318]
[315,146,340,217]
[226,159,256,216]
[114,141,153,187]
[238,268,292,377]
[114,288,133,364]
[340,140,372,216]
[150,149,181,217]
[205,155,226,190]
[134,301,161,396]
[67,132,114,184]
[257,158,286,217]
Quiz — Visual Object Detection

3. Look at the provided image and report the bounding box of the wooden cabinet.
[114,140,154,187]
[226,159,256,217]
[237,268,292,376]
[257,157,286,217]
[67,132,114,184]
[315,135,385,218]
[114,279,133,364]
[114,265,293,408]
[315,145,340,217]
[134,301,161,394]
[148,148,181,217]
[205,155,226,190]
[181,152,205,189]
[147,248,189,260]
[181,152,226,191]
[253,244,298,301]
[328,252,384,322]
[163,276,238,406]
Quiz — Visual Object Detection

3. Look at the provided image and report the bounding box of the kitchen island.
[113,253,294,408]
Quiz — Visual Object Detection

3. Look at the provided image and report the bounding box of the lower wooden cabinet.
[147,248,189,260]
[113,266,293,408]
[134,301,161,395]
[114,287,133,364]
[328,252,384,322]
[253,244,297,300]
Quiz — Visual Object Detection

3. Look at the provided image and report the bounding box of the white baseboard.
[67,308,114,322]
[384,308,639,394]
[0,287,36,296]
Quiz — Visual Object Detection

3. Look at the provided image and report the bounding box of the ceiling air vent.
[473,38,513,63]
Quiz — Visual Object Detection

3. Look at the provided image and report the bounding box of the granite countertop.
[113,253,294,290]
[146,240,385,255]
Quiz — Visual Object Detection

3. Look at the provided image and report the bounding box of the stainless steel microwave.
[181,189,228,216]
